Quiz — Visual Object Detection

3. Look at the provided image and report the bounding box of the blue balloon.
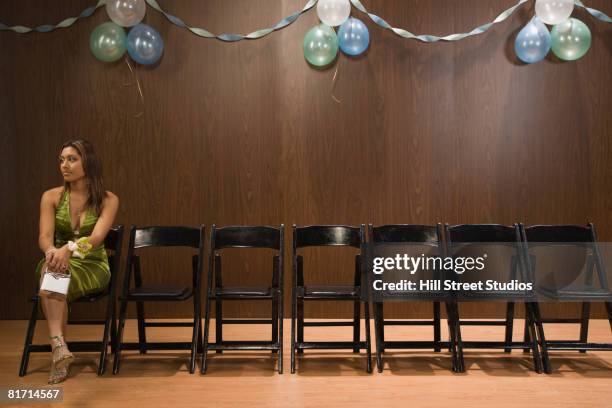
[514,17,551,64]
[127,23,164,65]
[338,17,369,56]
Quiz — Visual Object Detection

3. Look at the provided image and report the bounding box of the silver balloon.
[106,0,146,27]
[316,0,351,27]
[535,0,574,25]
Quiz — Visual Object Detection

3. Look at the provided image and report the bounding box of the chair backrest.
[522,223,607,292]
[444,224,528,297]
[292,225,364,287]
[368,224,445,299]
[123,225,205,293]
[294,225,362,249]
[132,226,202,249]
[211,225,283,251]
[523,224,595,244]
[369,224,441,245]
[445,224,520,244]
[207,225,284,288]
[104,225,124,278]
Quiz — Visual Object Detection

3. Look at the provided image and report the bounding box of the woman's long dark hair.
[61,139,105,215]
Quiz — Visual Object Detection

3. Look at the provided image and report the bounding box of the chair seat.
[215,285,273,297]
[126,284,192,300]
[30,289,109,303]
[301,285,360,298]
[538,283,612,300]
[75,289,109,302]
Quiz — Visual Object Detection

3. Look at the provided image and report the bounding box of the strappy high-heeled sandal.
[50,335,74,370]
[48,362,68,384]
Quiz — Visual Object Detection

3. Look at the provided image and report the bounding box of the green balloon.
[551,18,591,61]
[303,24,339,67]
[90,22,126,62]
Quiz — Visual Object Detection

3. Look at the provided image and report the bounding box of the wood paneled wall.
[1,1,610,319]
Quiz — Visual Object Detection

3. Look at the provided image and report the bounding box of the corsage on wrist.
[67,237,93,259]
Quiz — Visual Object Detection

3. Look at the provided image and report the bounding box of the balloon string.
[123,56,145,118]
[331,58,342,104]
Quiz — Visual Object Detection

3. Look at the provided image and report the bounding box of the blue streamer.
[350,0,610,42]
[0,0,609,41]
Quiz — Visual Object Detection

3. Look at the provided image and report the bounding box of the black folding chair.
[20,226,124,376]
[522,223,612,372]
[201,225,284,374]
[444,223,544,373]
[113,225,204,374]
[291,225,372,373]
[368,224,459,372]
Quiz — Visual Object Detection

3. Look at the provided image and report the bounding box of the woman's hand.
[45,248,58,263]
[47,245,71,273]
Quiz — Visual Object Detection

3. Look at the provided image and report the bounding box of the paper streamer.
[350,0,610,42]
[0,0,609,41]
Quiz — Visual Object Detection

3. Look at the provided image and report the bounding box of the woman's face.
[59,146,86,183]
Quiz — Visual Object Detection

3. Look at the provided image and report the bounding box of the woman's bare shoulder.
[41,186,64,205]
[104,191,119,205]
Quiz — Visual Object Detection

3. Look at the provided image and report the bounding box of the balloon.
[106,0,146,27]
[338,17,369,56]
[303,24,339,67]
[127,24,164,65]
[514,17,551,64]
[316,0,351,27]
[551,18,591,61]
[90,22,126,62]
[535,0,574,25]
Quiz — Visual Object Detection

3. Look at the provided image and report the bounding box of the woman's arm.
[38,189,58,254]
[87,192,119,248]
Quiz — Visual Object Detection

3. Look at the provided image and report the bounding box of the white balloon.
[106,0,147,27]
[535,0,574,25]
[316,0,351,27]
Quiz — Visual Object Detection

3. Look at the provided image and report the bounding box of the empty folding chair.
[444,223,544,373]
[20,226,124,376]
[201,225,284,374]
[291,225,371,373]
[113,225,204,374]
[368,224,460,372]
[522,223,612,372]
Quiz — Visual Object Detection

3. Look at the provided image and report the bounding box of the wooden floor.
[4,319,612,407]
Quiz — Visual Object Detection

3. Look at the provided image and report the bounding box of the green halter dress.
[35,189,110,302]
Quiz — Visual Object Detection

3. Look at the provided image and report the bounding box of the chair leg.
[524,303,543,374]
[272,296,279,355]
[110,303,117,354]
[504,302,515,353]
[197,316,203,354]
[201,292,212,374]
[189,294,201,374]
[364,301,372,373]
[522,310,530,353]
[278,288,284,374]
[373,302,383,373]
[379,303,385,353]
[215,299,223,354]
[433,302,441,352]
[113,298,129,375]
[606,302,612,334]
[451,302,465,372]
[19,297,39,377]
[353,299,361,353]
[98,297,114,376]
[444,301,459,372]
[297,297,304,355]
[136,301,147,354]
[579,301,591,353]
[290,290,297,374]
[531,302,551,374]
